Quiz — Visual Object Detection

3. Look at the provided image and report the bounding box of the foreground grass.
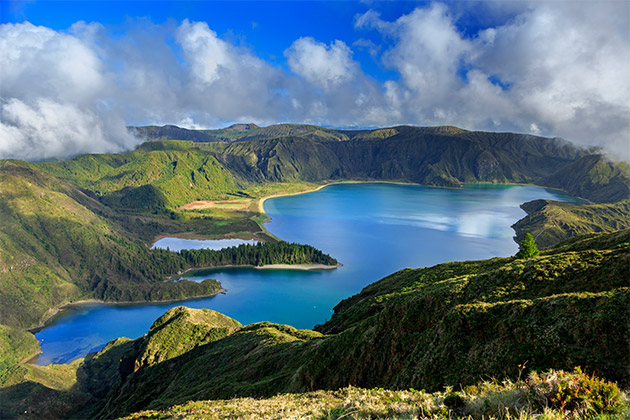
[123,369,628,420]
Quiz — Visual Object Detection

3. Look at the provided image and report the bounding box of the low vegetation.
[123,369,628,419]
[513,199,630,248]
[1,231,624,419]
[1,124,629,419]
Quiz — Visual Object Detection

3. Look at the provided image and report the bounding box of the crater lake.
[34,183,579,365]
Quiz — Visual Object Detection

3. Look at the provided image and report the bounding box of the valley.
[0,124,628,418]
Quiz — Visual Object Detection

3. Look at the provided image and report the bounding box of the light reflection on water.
[34,183,579,365]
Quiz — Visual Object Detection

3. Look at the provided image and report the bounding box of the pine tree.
[516,233,540,259]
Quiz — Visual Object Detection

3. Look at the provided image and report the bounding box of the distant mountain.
[132,125,223,143]
[223,123,259,132]
[32,124,630,249]
[127,123,627,204]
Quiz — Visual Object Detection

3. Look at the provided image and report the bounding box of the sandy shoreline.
[256,179,425,215]
[256,263,340,270]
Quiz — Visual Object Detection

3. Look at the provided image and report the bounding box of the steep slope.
[543,154,630,203]
[73,231,629,418]
[0,160,335,331]
[36,125,629,213]
[36,149,244,210]
[513,199,630,248]
[0,161,224,330]
[219,129,587,189]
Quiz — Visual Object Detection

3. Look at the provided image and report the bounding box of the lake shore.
[256,179,422,215]
[28,288,227,336]
[171,262,341,280]
[255,263,340,270]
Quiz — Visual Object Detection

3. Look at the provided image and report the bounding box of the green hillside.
[0,161,231,331]
[544,155,630,203]
[101,231,627,418]
[40,124,630,207]
[120,370,627,419]
[36,149,244,210]
[1,124,629,419]
[0,158,337,385]
[2,231,622,419]
[513,199,630,248]
[120,124,628,205]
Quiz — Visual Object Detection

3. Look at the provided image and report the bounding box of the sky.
[0,0,628,161]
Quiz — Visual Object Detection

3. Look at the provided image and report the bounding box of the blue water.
[34,183,578,365]
[151,237,258,251]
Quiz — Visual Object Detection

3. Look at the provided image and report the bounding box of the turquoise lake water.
[34,183,578,365]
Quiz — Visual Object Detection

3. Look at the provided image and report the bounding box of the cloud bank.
[0,1,628,161]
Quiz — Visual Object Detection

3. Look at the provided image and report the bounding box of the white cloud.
[285,37,357,90]
[0,22,136,161]
[0,98,135,161]
[0,22,104,104]
[176,20,234,84]
[0,2,628,161]
[356,1,630,159]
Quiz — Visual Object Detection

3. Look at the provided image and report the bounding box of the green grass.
[1,232,627,419]
[75,231,628,418]
[513,199,630,248]
[0,124,629,419]
[0,325,39,384]
[121,369,628,420]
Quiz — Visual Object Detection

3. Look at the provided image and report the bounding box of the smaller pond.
[151,237,258,251]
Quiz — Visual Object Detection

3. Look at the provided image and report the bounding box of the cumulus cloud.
[356,1,630,158]
[285,37,357,90]
[0,22,137,161]
[0,98,135,161]
[0,2,628,161]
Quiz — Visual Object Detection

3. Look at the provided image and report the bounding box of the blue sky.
[2,1,447,83]
[0,1,628,160]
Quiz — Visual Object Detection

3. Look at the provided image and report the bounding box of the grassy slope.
[36,149,244,210]
[544,155,630,203]
[122,370,628,420]
[218,128,584,189]
[1,125,628,418]
[513,199,630,248]
[36,125,614,207]
[0,161,225,331]
[0,157,338,395]
[0,232,626,419]
[65,231,627,418]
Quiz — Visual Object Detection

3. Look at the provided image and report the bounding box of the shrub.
[527,367,626,417]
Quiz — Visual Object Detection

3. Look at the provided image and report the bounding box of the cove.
[34,183,579,365]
